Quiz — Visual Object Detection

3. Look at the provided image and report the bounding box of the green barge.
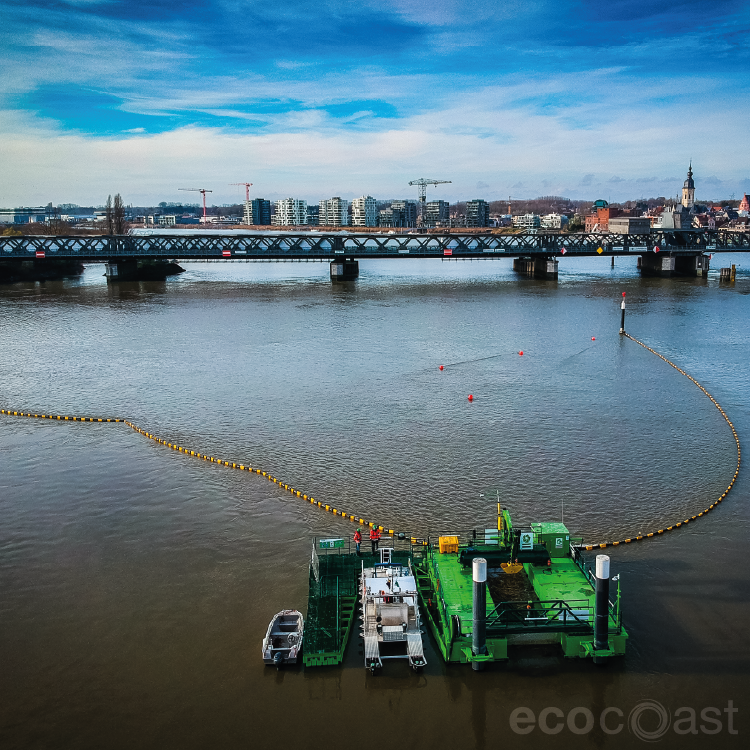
[413,513,627,665]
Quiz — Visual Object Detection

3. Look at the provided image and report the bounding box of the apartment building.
[245,198,271,225]
[390,200,417,227]
[465,199,489,227]
[319,197,349,227]
[512,213,542,229]
[351,196,378,227]
[424,200,449,227]
[272,198,307,226]
[540,213,569,229]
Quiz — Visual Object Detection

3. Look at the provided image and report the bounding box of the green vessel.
[413,510,627,664]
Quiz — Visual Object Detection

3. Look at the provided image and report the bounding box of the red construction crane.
[230,182,253,203]
[179,187,213,218]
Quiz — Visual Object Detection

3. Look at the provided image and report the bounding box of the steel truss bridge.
[1,230,748,261]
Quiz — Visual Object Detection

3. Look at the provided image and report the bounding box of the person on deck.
[369,527,378,554]
[354,528,362,555]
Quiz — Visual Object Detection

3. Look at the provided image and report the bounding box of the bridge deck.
[0,230,747,261]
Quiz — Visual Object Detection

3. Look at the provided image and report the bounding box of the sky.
[1,0,749,207]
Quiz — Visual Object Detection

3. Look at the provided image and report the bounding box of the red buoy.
[468,394,473,401]
[622,292,626,297]
[439,365,444,370]
[591,337,596,341]
[519,351,524,356]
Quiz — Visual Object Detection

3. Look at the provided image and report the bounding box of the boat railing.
[421,528,511,548]
[486,598,594,632]
[570,547,623,629]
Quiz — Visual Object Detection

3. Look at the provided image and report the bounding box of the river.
[1,255,748,749]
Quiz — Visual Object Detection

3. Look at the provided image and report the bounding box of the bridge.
[1,230,747,281]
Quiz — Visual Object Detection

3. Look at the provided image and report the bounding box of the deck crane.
[408,178,451,226]
[179,188,213,219]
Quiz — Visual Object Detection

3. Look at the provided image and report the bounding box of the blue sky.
[1,0,749,206]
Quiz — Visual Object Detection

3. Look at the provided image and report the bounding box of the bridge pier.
[330,258,359,282]
[638,253,710,277]
[513,256,558,279]
[104,259,139,282]
[104,258,184,282]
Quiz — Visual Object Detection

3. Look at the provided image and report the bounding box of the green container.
[530,522,570,558]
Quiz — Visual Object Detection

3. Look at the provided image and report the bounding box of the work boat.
[360,547,426,673]
[262,610,304,667]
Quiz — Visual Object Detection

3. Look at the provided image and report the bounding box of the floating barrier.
[577,333,741,551]
[0,332,740,551]
[0,408,404,540]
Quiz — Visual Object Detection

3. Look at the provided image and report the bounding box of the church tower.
[682,162,695,211]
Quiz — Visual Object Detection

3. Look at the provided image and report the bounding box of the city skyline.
[1,1,749,206]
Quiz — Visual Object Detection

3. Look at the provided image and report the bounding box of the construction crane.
[408,178,451,225]
[179,188,213,218]
[230,182,253,203]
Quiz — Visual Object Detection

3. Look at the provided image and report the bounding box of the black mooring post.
[619,292,626,334]
[594,554,610,664]
[472,557,487,671]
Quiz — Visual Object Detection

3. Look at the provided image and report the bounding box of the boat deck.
[431,552,495,635]
[415,541,627,663]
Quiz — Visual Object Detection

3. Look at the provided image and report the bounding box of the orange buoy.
[468,394,473,401]
[439,365,444,370]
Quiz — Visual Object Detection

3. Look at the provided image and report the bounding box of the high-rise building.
[306,205,320,226]
[424,200,450,227]
[681,163,695,211]
[319,197,349,227]
[351,196,378,227]
[272,198,307,226]
[465,199,489,227]
[245,198,271,225]
[390,200,417,227]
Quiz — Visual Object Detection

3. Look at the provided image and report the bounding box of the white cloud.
[1,63,749,205]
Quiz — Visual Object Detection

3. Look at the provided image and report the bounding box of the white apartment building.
[540,213,568,229]
[512,213,541,229]
[319,197,349,227]
[273,198,308,226]
[351,195,377,227]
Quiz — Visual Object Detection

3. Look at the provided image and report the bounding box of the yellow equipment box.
[438,535,459,554]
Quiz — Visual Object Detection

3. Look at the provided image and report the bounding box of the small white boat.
[262,610,304,667]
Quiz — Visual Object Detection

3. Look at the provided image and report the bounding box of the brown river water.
[1,256,748,749]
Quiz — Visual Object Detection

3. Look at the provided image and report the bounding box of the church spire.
[682,161,695,210]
